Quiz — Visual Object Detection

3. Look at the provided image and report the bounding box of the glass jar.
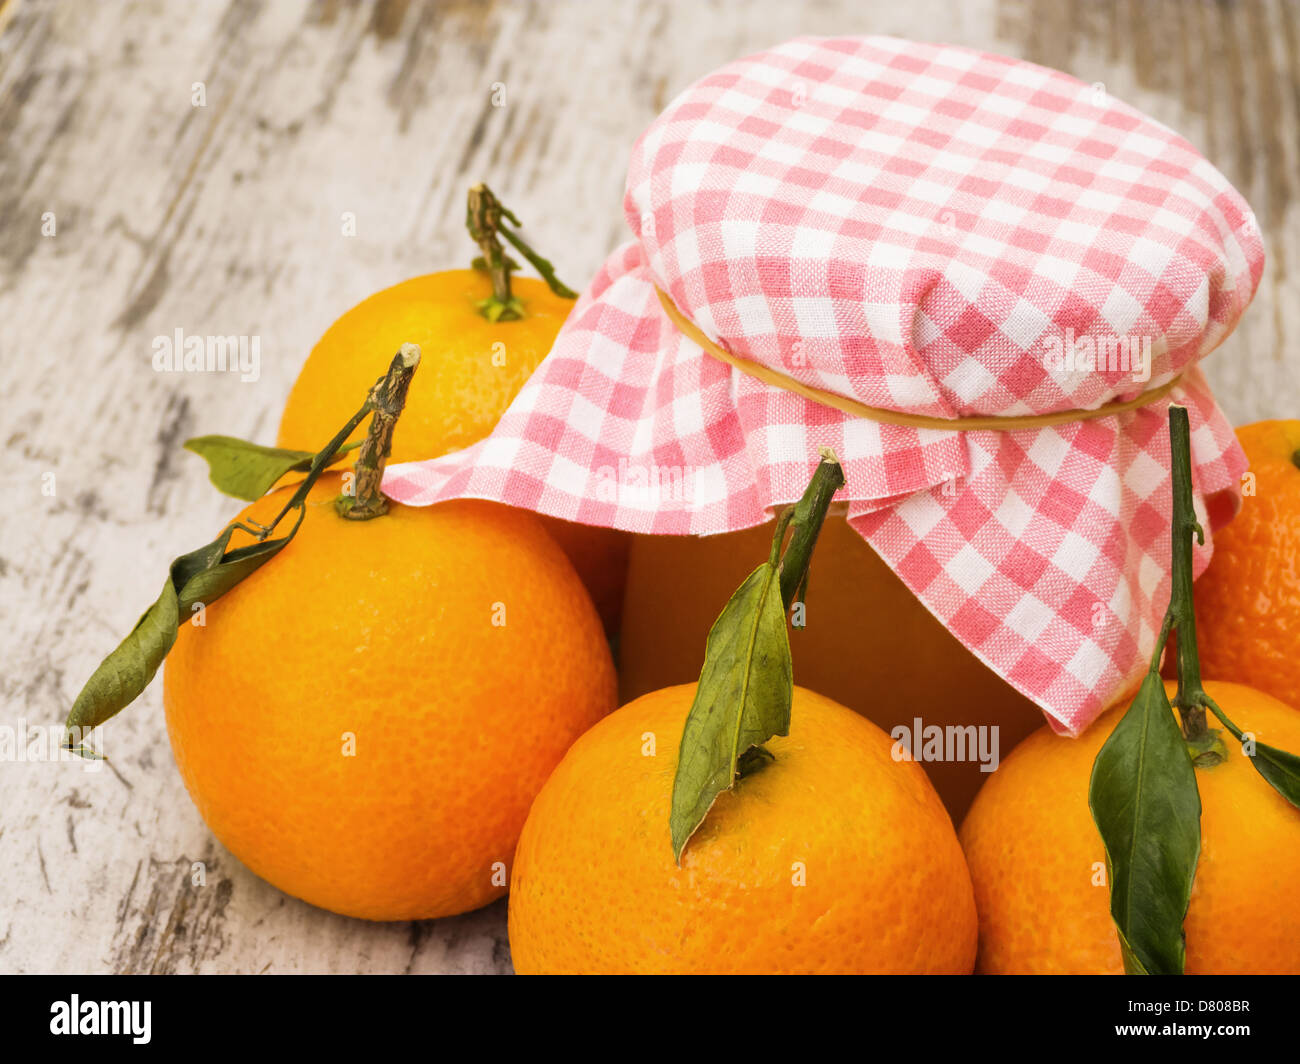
[619,515,1048,823]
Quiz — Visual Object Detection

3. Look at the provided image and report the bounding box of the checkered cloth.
[383,36,1263,734]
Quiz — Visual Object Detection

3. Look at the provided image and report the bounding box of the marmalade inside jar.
[618,516,1048,823]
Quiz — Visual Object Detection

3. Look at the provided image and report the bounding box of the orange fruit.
[1193,420,1300,710]
[619,517,1045,821]
[163,474,616,921]
[961,679,1300,974]
[508,683,978,974]
[276,269,629,631]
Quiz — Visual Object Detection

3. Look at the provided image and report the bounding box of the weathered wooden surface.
[1,0,1296,975]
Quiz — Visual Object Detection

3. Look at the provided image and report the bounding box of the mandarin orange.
[276,270,628,631]
[961,680,1300,974]
[164,474,616,920]
[1193,420,1300,710]
[508,683,978,974]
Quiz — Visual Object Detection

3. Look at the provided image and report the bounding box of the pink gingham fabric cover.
[384,36,1263,734]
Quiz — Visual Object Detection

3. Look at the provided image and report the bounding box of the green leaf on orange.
[1243,742,1300,808]
[1089,670,1202,976]
[669,559,793,864]
[184,435,357,501]
[64,509,303,745]
[65,350,417,757]
[1201,696,1300,809]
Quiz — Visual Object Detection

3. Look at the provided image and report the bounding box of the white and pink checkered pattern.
[384,36,1263,734]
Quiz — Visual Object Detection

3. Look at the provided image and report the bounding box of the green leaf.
[1244,742,1300,808]
[65,509,303,741]
[176,507,303,615]
[669,561,793,862]
[184,435,357,501]
[64,355,399,757]
[1115,926,1151,976]
[1201,696,1300,809]
[1089,671,1202,976]
[65,574,181,739]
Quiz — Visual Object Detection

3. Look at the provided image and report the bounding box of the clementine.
[960,679,1300,974]
[508,683,978,974]
[276,269,629,631]
[164,473,616,921]
[1193,420,1300,710]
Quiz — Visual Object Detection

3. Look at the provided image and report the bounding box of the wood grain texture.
[1,0,1296,975]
